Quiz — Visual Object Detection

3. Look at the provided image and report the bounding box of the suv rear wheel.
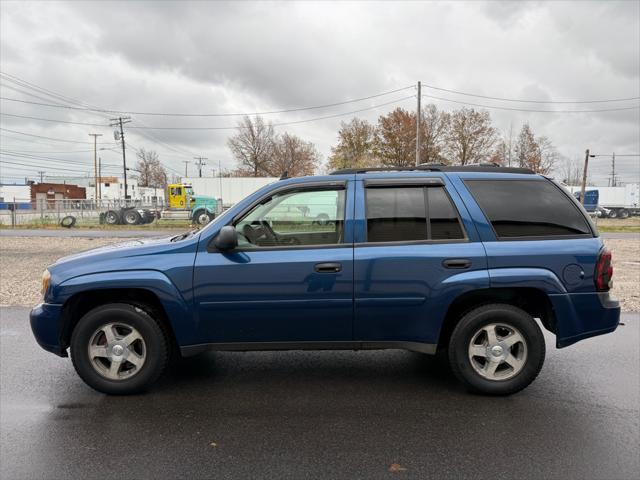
[448,304,545,395]
[70,303,169,395]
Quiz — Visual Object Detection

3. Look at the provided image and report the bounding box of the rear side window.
[465,179,592,238]
[366,186,465,242]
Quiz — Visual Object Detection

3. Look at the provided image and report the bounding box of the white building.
[182,177,278,206]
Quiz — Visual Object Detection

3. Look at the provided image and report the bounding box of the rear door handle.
[443,258,471,269]
[314,262,342,273]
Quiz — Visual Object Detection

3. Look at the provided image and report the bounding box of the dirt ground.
[0,236,638,310]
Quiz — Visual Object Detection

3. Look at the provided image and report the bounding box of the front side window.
[366,186,465,243]
[465,179,592,238]
[234,187,346,248]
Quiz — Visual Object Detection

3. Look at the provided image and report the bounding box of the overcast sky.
[1,0,639,185]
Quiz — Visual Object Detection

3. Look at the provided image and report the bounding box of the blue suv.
[30,166,620,395]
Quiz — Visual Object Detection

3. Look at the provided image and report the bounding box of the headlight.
[41,269,51,297]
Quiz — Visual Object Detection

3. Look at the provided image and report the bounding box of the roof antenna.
[279,171,289,180]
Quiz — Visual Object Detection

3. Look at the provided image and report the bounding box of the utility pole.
[183,160,190,177]
[415,80,421,166]
[110,117,132,200]
[194,156,207,178]
[89,133,103,202]
[610,152,616,187]
[580,149,593,205]
[37,171,45,183]
[218,158,223,203]
[98,157,102,200]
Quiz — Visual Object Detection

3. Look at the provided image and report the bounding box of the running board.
[180,340,437,357]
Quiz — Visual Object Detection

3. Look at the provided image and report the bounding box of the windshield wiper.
[170,229,196,242]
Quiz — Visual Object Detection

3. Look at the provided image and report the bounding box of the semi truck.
[103,183,218,225]
[569,183,639,218]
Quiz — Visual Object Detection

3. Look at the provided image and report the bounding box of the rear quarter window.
[465,179,592,238]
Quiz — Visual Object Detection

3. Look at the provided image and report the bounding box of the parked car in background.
[31,165,620,396]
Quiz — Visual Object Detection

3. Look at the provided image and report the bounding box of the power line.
[0,112,109,126]
[1,72,198,162]
[1,150,120,165]
[0,159,118,174]
[1,95,416,130]
[0,86,416,117]
[0,127,107,144]
[420,93,640,113]
[127,95,416,130]
[420,82,640,104]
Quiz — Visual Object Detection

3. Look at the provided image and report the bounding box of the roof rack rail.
[330,165,535,175]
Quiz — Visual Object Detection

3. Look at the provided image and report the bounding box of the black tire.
[123,209,142,225]
[607,209,618,219]
[70,303,169,395]
[618,209,630,219]
[60,215,76,228]
[105,210,121,225]
[194,209,213,225]
[313,213,330,226]
[448,304,545,396]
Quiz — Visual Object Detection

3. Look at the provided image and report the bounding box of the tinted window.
[465,180,591,238]
[366,186,465,242]
[235,187,345,247]
[428,188,465,240]
[367,187,427,242]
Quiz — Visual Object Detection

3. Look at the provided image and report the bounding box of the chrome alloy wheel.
[468,323,528,381]
[87,323,146,380]
[197,212,210,224]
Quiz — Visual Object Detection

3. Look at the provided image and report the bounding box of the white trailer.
[182,177,278,207]
[568,184,640,218]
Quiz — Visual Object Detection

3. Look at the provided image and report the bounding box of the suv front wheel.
[448,304,545,395]
[70,303,169,395]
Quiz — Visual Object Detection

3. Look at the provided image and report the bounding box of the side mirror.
[214,225,238,251]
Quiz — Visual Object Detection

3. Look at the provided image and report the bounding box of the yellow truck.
[161,183,219,224]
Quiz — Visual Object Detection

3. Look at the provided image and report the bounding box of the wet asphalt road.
[1,307,638,480]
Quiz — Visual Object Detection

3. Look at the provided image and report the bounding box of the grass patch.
[598,226,640,233]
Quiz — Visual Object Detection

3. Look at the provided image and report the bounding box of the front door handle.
[314,262,342,273]
[443,258,472,269]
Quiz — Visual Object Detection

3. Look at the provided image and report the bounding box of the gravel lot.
[1,236,638,310]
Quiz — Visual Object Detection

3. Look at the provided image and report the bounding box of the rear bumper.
[30,303,66,357]
[550,291,621,348]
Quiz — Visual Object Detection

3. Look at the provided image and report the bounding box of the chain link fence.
[0,198,193,228]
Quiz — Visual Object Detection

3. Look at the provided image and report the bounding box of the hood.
[50,234,181,272]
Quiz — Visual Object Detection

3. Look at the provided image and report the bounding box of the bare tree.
[374,107,416,167]
[558,155,583,185]
[445,108,496,165]
[227,116,275,176]
[514,123,557,174]
[533,136,558,175]
[135,148,167,187]
[269,132,320,177]
[515,123,538,169]
[327,118,377,171]
[489,140,508,165]
[420,104,450,164]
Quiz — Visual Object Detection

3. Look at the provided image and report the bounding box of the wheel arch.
[59,287,179,356]
[436,287,556,352]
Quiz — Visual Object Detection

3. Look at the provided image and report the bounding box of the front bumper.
[550,291,621,348]
[30,303,66,357]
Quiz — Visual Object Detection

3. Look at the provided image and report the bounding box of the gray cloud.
[0,0,638,183]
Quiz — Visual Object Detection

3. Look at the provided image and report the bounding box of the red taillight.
[595,248,613,291]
